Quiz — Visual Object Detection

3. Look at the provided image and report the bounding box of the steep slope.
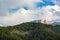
[0,22,60,40]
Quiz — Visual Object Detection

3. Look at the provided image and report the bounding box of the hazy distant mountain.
[32,19,60,25]
[51,19,60,25]
[31,20,41,23]
[52,22,60,25]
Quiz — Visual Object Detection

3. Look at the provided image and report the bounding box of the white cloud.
[0,5,60,26]
[0,0,42,16]
[0,8,41,26]
[41,5,60,20]
[52,0,60,6]
[0,0,60,26]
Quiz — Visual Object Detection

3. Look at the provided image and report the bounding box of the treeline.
[0,22,60,40]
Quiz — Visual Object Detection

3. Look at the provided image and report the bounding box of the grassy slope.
[0,22,60,40]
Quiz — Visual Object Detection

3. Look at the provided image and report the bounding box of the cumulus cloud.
[0,5,60,26]
[0,8,41,26]
[0,0,42,16]
[52,0,60,6]
[0,0,60,26]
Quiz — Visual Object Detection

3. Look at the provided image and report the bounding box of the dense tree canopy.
[0,22,60,40]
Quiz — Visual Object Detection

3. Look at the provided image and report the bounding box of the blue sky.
[6,0,55,13]
[0,0,60,26]
[36,0,55,7]
[24,0,55,9]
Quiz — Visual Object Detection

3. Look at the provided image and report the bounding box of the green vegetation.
[0,22,60,40]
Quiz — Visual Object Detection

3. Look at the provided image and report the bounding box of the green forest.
[0,22,60,40]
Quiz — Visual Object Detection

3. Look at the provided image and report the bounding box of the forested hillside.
[0,22,60,40]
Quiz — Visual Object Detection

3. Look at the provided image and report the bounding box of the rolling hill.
[0,22,60,40]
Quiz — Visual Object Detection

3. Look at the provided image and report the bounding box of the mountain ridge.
[0,21,60,40]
